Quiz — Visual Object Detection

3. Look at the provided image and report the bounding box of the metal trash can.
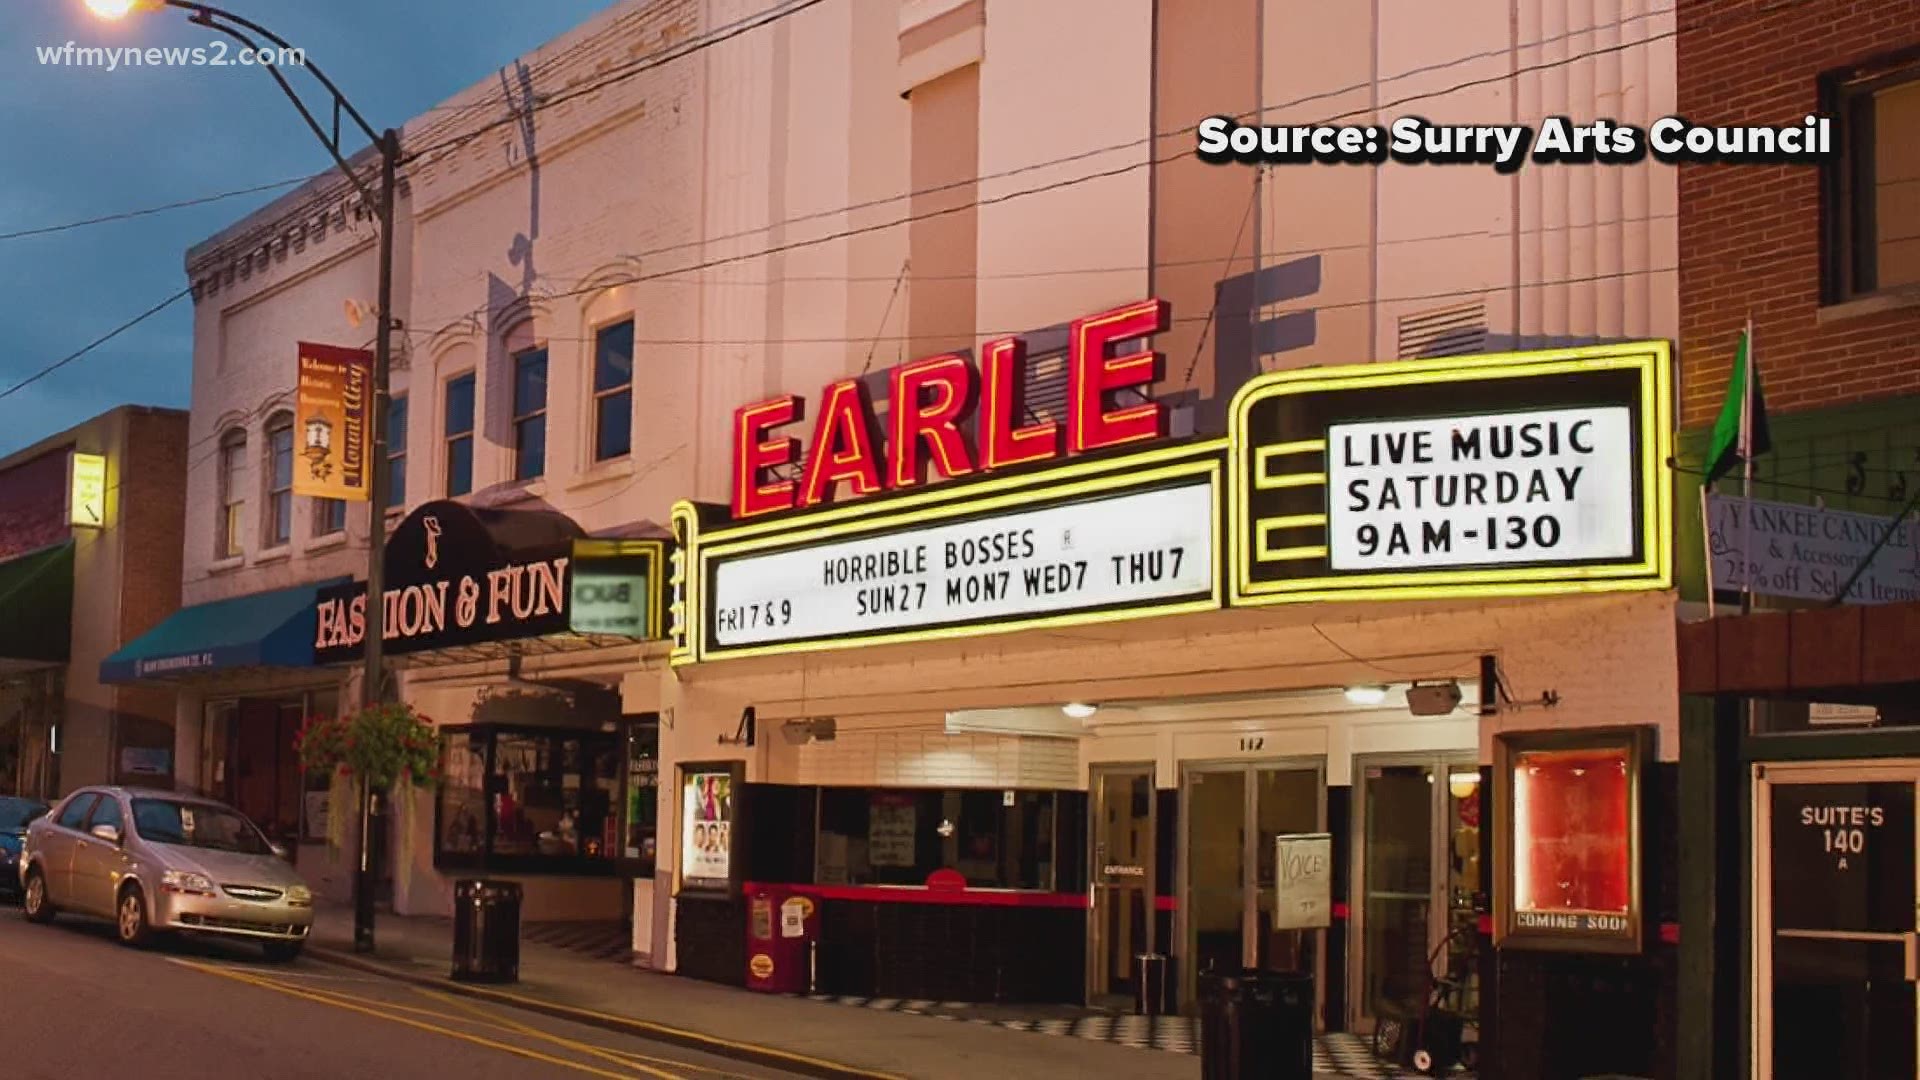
[1134,953,1169,1016]
[1199,969,1314,1080]
[451,879,523,983]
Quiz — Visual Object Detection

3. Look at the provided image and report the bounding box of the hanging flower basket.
[295,702,442,862]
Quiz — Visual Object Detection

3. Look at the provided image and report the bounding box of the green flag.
[1704,323,1769,488]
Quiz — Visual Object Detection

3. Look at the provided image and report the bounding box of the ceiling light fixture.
[1343,684,1389,706]
[1062,702,1099,720]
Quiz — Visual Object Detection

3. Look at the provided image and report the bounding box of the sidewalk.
[306,903,1201,1080]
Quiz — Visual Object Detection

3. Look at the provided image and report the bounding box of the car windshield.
[130,799,271,855]
[0,798,48,831]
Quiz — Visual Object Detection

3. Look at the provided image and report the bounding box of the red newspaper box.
[745,884,819,993]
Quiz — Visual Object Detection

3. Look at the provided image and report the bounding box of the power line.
[0,178,309,245]
[0,287,192,403]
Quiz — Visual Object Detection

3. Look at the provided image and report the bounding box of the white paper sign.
[1272,833,1333,931]
[868,799,917,868]
[709,481,1215,648]
[1328,407,1635,570]
[1707,494,1920,605]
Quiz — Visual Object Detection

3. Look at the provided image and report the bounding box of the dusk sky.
[0,0,618,457]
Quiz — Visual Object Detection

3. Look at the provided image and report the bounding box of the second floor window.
[388,394,408,509]
[513,347,548,481]
[314,499,345,537]
[217,430,246,558]
[1824,60,1920,300]
[265,416,293,547]
[445,373,474,497]
[593,321,634,462]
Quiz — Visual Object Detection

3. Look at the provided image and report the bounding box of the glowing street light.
[84,0,156,19]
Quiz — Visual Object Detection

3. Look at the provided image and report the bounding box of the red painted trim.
[744,881,1089,909]
[1155,896,1176,912]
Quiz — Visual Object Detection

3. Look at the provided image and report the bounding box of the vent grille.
[1397,301,1488,359]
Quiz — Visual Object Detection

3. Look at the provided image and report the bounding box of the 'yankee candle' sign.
[1328,407,1634,569]
[705,476,1217,654]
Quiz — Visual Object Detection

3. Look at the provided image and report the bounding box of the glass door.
[1755,761,1920,1080]
[1181,758,1325,1011]
[1351,754,1481,1032]
[1089,764,1155,1008]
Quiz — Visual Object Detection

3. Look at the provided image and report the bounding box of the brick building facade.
[1678,0,1920,426]
[0,407,188,798]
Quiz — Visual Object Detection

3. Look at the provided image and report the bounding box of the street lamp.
[87,0,399,956]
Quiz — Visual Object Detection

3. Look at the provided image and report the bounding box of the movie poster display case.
[1492,725,1653,954]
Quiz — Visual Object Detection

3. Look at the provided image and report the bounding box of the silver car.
[17,786,314,961]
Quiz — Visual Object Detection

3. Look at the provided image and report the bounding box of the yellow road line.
[174,959,654,1080]
[416,990,762,1080]
[414,987,682,1080]
[393,976,907,1080]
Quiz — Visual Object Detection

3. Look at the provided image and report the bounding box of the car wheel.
[115,885,152,947]
[262,940,304,963]
[22,869,56,923]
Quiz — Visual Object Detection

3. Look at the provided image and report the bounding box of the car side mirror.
[270,841,291,861]
[90,824,121,845]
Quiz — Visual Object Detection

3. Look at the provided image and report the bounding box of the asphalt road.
[0,900,806,1080]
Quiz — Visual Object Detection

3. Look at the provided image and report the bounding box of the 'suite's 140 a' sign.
[730,298,1172,518]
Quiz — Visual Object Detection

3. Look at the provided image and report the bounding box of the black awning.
[314,500,667,665]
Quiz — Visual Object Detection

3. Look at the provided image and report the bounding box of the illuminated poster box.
[676,761,744,898]
[1227,342,1673,606]
[1492,726,1652,954]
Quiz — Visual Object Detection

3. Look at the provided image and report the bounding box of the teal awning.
[0,541,74,668]
[100,577,346,684]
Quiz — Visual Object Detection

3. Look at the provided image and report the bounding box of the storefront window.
[199,700,235,799]
[623,721,659,870]
[434,725,620,875]
[816,788,1057,890]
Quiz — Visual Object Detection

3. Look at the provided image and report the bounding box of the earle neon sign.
[729,298,1173,519]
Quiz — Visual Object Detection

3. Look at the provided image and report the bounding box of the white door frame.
[1750,759,1920,1079]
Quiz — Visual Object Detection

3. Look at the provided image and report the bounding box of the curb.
[307,946,907,1080]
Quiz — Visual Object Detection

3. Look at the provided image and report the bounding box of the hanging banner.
[293,341,375,502]
[1706,493,1920,605]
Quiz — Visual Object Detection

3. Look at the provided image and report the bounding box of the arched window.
[217,428,247,558]
[264,412,294,547]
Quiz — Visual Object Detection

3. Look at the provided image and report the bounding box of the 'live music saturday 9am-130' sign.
[1228,342,1673,606]
[313,500,667,664]
[670,296,1227,662]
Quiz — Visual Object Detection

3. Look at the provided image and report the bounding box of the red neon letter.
[799,379,885,507]
[1068,298,1170,454]
[731,395,802,519]
[980,336,1060,470]
[888,353,977,489]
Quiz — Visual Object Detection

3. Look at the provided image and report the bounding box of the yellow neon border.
[668,502,700,666]
[689,444,1226,662]
[1227,342,1674,606]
